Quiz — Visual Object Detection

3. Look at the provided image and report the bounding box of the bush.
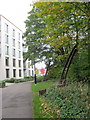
[0,80,6,88]
[14,78,29,83]
[46,82,88,118]
[36,76,44,82]
[5,78,15,83]
[4,76,33,84]
[68,47,89,83]
[14,79,21,83]
[24,76,34,81]
[47,67,62,79]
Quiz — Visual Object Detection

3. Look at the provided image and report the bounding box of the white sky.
[0,0,33,32]
[35,61,46,69]
[0,0,46,69]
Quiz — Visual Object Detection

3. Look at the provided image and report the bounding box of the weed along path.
[2,81,33,118]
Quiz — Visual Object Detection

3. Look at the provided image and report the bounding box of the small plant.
[46,82,88,118]
[0,80,6,88]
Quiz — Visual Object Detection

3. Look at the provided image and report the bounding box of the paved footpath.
[0,88,2,119]
[2,81,33,119]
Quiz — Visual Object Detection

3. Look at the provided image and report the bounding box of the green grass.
[31,80,57,118]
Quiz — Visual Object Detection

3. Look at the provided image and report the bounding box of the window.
[29,70,31,76]
[13,69,16,77]
[5,57,9,66]
[19,70,21,77]
[13,59,16,67]
[18,60,21,67]
[24,70,26,77]
[12,48,15,57]
[23,61,26,68]
[18,41,20,49]
[32,70,34,76]
[0,35,1,43]
[18,33,20,40]
[12,39,15,47]
[6,69,9,78]
[0,47,1,56]
[5,35,9,44]
[5,46,9,55]
[12,29,15,37]
[18,51,21,58]
[32,66,33,69]
[28,62,30,68]
[0,44,1,55]
[5,23,8,33]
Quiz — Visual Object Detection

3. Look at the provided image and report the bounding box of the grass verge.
[31,80,57,118]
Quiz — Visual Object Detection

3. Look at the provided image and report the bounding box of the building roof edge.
[0,14,23,32]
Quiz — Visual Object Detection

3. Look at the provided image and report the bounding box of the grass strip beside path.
[31,80,56,118]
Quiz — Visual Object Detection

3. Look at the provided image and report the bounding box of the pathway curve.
[2,81,33,119]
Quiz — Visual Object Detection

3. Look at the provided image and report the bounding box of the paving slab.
[2,82,33,119]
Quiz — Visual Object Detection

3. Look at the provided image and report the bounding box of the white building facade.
[23,44,35,77]
[23,60,35,77]
[0,15,24,80]
[0,15,35,81]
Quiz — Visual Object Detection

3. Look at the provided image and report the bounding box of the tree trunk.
[43,61,51,81]
[58,43,78,86]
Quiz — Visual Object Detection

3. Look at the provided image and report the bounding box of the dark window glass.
[6,69,9,78]
[12,49,15,57]
[18,60,21,67]
[32,70,34,76]
[5,46,9,55]
[13,59,16,67]
[19,70,21,77]
[5,57,9,66]
[13,69,16,77]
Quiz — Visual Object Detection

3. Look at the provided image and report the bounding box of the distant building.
[0,15,34,80]
[23,44,34,77]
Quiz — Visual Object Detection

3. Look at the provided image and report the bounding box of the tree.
[35,2,89,85]
[24,5,55,79]
[24,2,89,85]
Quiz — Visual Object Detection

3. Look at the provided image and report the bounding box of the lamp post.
[34,61,37,85]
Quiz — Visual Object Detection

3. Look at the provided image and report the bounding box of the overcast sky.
[0,0,33,32]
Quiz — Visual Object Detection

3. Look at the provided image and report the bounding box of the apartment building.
[0,15,24,80]
[23,60,34,77]
[0,15,35,81]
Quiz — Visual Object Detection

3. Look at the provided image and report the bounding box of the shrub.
[0,80,6,88]
[46,82,88,118]
[24,76,33,81]
[5,78,15,83]
[14,79,21,83]
[47,67,62,79]
[36,76,44,82]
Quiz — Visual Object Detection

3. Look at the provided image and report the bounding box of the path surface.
[2,81,33,118]
[0,88,2,119]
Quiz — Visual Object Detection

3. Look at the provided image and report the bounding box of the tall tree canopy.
[24,2,89,84]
